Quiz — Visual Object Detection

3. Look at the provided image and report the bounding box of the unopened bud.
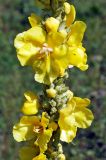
[46,88,57,98]
[58,154,66,160]
[64,2,71,14]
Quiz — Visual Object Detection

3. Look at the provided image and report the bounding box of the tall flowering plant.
[13,0,94,159]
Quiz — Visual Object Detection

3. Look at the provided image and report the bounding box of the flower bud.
[46,88,57,98]
[58,154,66,160]
[64,2,71,14]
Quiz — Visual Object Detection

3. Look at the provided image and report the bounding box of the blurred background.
[0,0,106,159]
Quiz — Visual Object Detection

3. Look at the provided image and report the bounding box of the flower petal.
[72,97,90,107]
[20,116,40,125]
[13,123,35,142]
[53,45,69,76]
[14,26,46,66]
[60,127,77,143]
[18,45,39,66]
[45,17,60,32]
[17,43,39,66]
[35,129,53,153]
[13,116,39,142]
[33,55,62,84]
[41,112,49,128]
[47,31,66,48]
[14,32,26,49]
[67,21,87,46]
[68,97,94,128]
[53,44,68,59]
[24,26,46,45]
[73,107,94,128]
[68,46,88,71]
[22,101,39,115]
[24,91,38,102]
[22,91,39,115]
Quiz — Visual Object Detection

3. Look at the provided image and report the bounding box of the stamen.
[68,65,73,68]
[43,43,48,47]
[33,125,43,133]
[39,43,53,55]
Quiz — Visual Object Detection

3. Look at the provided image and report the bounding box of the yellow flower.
[67,21,88,71]
[13,112,53,153]
[14,17,69,84]
[15,9,89,84]
[58,96,94,143]
[22,91,40,115]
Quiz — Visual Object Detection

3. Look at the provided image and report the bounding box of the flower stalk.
[13,1,94,159]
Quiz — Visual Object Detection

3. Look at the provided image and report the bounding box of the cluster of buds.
[13,1,94,159]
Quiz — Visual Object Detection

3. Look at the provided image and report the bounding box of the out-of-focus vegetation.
[0,0,106,159]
